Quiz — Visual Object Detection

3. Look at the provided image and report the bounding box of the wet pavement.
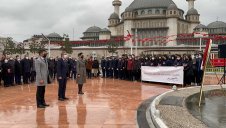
[186,89,226,128]
[0,78,170,128]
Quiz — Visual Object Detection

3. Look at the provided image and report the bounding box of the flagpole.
[135,28,138,56]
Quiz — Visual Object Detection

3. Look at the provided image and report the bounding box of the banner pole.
[199,39,212,107]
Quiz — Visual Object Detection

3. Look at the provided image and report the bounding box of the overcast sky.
[0,0,225,42]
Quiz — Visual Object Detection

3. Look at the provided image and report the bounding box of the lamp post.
[41,33,50,57]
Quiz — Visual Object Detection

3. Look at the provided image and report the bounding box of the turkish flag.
[201,39,212,70]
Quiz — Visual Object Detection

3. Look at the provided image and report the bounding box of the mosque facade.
[21,0,226,57]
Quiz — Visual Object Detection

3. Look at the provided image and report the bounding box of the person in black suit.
[21,55,31,84]
[15,55,22,85]
[57,51,69,101]
[101,57,106,78]
[2,59,12,87]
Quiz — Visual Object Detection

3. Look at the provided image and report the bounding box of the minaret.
[112,0,122,16]
[186,0,195,10]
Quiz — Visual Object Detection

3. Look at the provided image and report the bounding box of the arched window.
[135,11,138,16]
[155,10,160,14]
[141,10,145,15]
[163,10,166,14]
[148,10,152,14]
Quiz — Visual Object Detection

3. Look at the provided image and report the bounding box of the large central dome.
[125,0,175,11]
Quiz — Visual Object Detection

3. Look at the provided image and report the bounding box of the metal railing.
[206,67,224,74]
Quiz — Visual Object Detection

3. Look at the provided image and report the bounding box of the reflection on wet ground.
[186,89,226,128]
[0,78,170,128]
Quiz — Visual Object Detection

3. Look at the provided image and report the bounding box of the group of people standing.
[34,50,87,108]
[0,51,203,108]
[0,55,36,87]
[0,50,86,108]
[99,53,203,86]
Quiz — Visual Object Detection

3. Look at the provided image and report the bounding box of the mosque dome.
[195,24,207,29]
[187,8,198,15]
[167,3,178,10]
[85,26,101,33]
[207,21,226,28]
[109,13,120,19]
[47,32,62,38]
[125,0,175,12]
[100,28,111,32]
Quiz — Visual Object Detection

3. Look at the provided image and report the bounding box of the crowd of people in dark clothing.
[0,53,203,87]
[99,53,203,86]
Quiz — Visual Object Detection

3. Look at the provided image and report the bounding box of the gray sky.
[0,0,225,42]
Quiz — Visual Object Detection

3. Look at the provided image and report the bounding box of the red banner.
[211,59,226,67]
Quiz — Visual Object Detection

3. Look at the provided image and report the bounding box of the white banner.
[141,66,184,85]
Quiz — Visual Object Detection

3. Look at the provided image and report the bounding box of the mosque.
[23,0,226,57]
[78,0,226,56]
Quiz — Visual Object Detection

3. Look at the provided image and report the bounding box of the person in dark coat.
[127,57,134,81]
[8,57,15,86]
[86,58,93,79]
[21,56,31,84]
[173,55,183,66]
[150,57,157,66]
[133,57,141,81]
[0,58,2,85]
[57,52,69,101]
[112,57,118,79]
[157,56,163,66]
[108,57,114,78]
[68,57,74,78]
[76,52,86,95]
[196,54,203,86]
[166,55,174,66]
[54,57,58,79]
[30,57,36,83]
[101,57,106,78]
[14,55,22,85]
[183,55,194,86]
[92,57,99,77]
[48,57,55,79]
[105,57,110,78]
[117,57,123,79]
[71,58,77,79]
[122,57,127,80]
[2,59,13,87]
